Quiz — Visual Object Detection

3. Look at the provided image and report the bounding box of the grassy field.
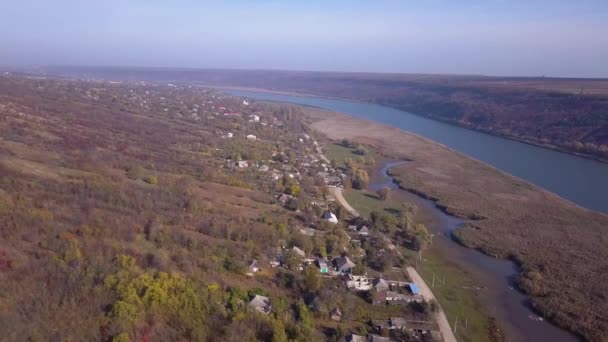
[343,188,400,219]
[416,249,495,342]
[324,142,379,169]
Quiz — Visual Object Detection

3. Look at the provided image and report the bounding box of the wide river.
[229,90,608,214]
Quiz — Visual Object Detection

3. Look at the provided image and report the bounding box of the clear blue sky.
[1,0,607,77]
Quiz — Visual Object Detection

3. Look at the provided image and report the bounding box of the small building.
[317,257,329,273]
[345,274,372,291]
[373,278,390,293]
[236,160,249,168]
[323,211,338,224]
[258,165,270,172]
[330,307,342,322]
[368,334,390,342]
[249,114,260,122]
[345,334,366,342]
[226,132,233,138]
[246,134,257,141]
[357,226,370,236]
[292,246,306,258]
[249,295,271,314]
[335,256,355,274]
[248,260,259,274]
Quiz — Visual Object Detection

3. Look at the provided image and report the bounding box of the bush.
[144,175,158,185]
[376,187,390,200]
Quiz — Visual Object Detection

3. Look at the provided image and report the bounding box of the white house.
[249,114,260,122]
[246,134,257,141]
[323,211,338,224]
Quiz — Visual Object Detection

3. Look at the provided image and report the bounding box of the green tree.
[301,266,321,294]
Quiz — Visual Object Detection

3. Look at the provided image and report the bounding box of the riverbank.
[305,109,608,341]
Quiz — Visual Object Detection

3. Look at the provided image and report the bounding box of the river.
[370,161,578,342]
[228,90,608,215]
[227,90,588,341]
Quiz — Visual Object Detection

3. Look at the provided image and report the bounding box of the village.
[1,76,446,341]
[198,92,445,341]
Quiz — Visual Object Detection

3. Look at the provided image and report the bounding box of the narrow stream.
[370,161,579,342]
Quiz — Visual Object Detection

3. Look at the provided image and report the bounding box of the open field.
[307,109,608,341]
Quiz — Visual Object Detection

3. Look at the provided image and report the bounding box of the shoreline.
[211,85,608,165]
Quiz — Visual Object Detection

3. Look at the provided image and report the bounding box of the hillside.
[38,66,608,162]
[0,76,446,341]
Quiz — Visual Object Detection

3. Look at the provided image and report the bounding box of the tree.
[271,319,288,342]
[376,187,390,201]
[301,266,321,294]
[352,169,369,190]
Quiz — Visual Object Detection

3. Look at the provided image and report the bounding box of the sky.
[1,0,607,77]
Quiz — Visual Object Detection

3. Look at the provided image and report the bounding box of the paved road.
[406,266,458,342]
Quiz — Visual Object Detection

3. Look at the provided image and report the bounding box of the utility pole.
[432,273,435,287]
[454,318,458,334]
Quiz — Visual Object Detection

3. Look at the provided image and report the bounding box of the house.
[323,211,338,224]
[226,132,233,138]
[248,260,259,274]
[236,160,249,168]
[357,226,370,236]
[249,295,271,314]
[258,165,270,172]
[246,134,257,140]
[373,278,390,293]
[335,256,355,274]
[249,114,260,122]
[330,307,342,321]
[345,334,366,342]
[292,246,306,258]
[345,274,372,291]
[348,225,358,232]
[317,257,329,273]
[243,100,250,106]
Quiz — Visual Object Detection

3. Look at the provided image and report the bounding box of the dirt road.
[406,266,458,342]
[328,186,359,217]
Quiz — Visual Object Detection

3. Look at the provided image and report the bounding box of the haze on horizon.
[1,0,607,78]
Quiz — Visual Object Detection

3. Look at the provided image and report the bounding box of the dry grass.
[307,109,608,341]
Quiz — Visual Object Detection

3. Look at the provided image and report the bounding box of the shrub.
[144,175,158,185]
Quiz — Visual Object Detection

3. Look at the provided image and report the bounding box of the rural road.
[328,186,360,217]
[317,138,456,341]
[406,266,458,342]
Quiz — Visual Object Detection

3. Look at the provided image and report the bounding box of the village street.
[322,152,458,342]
